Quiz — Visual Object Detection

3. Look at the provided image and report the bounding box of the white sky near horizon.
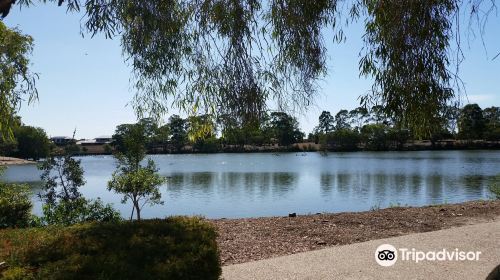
[3,3,500,139]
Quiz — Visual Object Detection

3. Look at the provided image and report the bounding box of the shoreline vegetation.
[78,139,500,155]
[2,141,500,165]
[212,200,500,265]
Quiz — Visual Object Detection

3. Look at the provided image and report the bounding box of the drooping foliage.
[359,0,456,138]
[0,22,37,139]
[3,0,498,138]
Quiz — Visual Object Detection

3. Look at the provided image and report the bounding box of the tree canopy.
[1,0,498,138]
[0,21,37,139]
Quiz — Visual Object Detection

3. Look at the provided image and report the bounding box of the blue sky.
[4,4,500,139]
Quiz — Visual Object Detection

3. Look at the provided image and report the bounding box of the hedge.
[0,217,221,280]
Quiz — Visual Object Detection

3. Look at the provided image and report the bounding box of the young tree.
[108,122,166,220]
[39,155,120,225]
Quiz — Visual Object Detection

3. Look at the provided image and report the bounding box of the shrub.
[0,183,32,229]
[41,197,121,226]
[489,177,500,200]
[0,217,221,280]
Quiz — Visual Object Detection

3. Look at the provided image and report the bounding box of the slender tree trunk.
[130,206,135,221]
[136,204,141,221]
[133,200,141,221]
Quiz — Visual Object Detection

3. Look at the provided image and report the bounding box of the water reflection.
[166,172,298,199]
[1,150,498,218]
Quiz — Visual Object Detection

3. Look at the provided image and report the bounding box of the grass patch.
[0,217,221,280]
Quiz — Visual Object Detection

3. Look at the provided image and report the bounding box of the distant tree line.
[111,112,305,154]
[310,104,500,151]
[1,104,499,159]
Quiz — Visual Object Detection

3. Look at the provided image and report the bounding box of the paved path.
[223,220,500,280]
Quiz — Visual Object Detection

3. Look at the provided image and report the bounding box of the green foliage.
[0,182,32,229]
[360,0,456,139]
[489,177,500,200]
[361,124,389,151]
[0,22,38,139]
[193,136,221,153]
[317,111,334,133]
[38,155,119,226]
[458,104,485,139]
[334,110,350,130]
[0,217,221,280]
[108,159,166,220]
[41,197,121,226]
[13,126,50,160]
[321,129,361,151]
[112,123,148,166]
[483,106,500,140]
[39,155,85,206]
[168,115,188,152]
[110,124,166,220]
[6,1,499,143]
[103,144,112,154]
[269,112,304,146]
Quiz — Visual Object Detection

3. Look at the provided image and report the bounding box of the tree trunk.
[134,201,141,221]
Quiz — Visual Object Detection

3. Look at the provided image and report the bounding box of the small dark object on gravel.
[289,213,297,218]
[213,200,500,265]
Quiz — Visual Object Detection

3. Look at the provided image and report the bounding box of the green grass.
[0,217,221,280]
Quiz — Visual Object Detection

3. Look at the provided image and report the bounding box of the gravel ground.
[0,156,34,166]
[211,200,500,265]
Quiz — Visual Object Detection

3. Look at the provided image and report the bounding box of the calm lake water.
[2,151,499,219]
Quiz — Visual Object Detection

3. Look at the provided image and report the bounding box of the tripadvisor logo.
[375,244,481,267]
[375,244,397,267]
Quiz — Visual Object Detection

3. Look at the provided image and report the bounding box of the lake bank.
[212,200,500,265]
[0,156,34,166]
[52,139,500,156]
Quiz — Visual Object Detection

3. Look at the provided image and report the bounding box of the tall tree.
[168,115,188,152]
[317,111,334,134]
[458,104,485,139]
[483,106,500,140]
[334,109,350,130]
[348,107,369,130]
[269,112,303,146]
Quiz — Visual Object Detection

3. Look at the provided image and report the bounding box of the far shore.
[0,156,35,166]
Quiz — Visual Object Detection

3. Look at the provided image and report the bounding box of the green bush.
[0,183,32,229]
[41,197,121,226]
[489,177,500,200]
[0,217,221,280]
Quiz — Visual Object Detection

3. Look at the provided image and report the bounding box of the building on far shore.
[95,136,113,144]
[50,136,75,146]
[77,136,113,146]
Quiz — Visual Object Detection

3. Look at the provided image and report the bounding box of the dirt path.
[0,156,34,166]
[222,220,500,279]
[211,200,500,265]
